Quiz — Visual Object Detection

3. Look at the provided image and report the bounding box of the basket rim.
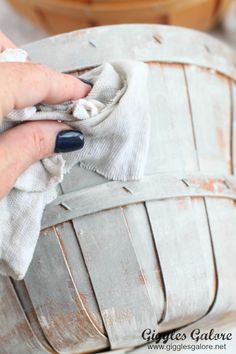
[23,24,236,81]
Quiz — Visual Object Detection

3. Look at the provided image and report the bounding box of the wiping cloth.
[0,48,150,280]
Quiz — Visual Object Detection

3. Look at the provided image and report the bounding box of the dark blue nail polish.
[79,78,93,86]
[55,130,84,153]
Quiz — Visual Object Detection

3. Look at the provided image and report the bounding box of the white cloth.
[0,48,150,280]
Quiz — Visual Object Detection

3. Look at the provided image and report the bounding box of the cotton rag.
[0,48,150,280]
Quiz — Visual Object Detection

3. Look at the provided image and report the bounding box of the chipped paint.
[138,271,147,285]
[216,127,226,150]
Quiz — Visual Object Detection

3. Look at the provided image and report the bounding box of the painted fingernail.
[55,130,84,153]
[79,78,93,86]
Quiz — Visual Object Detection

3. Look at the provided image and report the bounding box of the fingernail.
[55,130,84,153]
[79,78,93,86]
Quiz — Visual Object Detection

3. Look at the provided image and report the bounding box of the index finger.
[0,62,91,118]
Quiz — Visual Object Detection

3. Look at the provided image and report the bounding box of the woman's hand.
[0,32,91,199]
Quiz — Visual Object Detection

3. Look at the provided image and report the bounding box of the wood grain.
[23,227,108,353]
[72,208,158,349]
[0,276,48,354]
[145,63,216,331]
[183,66,236,327]
[23,25,236,80]
[42,173,236,229]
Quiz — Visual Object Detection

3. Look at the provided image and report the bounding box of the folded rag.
[0,48,150,280]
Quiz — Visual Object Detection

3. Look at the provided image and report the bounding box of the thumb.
[0,121,84,198]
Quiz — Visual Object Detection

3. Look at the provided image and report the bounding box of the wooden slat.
[11,280,55,353]
[58,164,108,337]
[185,66,231,172]
[145,63,216,330]
[60,152,163,349]
[61,163,107,192]
[42,173,236,229]
[72,208,157,349]
[122,203,165,322]
[23,25,236,80]
[54,221,106,334]
[0,276,48,354]
[24,227,108,353]
[184,65,236,327]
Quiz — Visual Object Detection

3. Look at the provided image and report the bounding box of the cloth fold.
[0,48,150,279]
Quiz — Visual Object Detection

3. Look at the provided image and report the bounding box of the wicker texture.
[8,0,231,34]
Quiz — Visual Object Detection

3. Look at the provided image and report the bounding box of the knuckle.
[34,63,52,77]
[33,62,47,71]
[29,123,49,160]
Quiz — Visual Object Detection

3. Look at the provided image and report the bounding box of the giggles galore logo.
[142,328,233,344]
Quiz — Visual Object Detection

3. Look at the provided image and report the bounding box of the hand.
[0,32,91,199]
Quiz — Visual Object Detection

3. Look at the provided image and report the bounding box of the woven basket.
[8,0,231,34]
[1,24,236,354]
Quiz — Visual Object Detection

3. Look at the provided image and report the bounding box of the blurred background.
[0,0,236,49]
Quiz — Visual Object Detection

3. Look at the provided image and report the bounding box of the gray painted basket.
[1,24,236,354]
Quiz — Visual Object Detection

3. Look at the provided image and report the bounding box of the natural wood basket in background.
[7,0,231,34]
